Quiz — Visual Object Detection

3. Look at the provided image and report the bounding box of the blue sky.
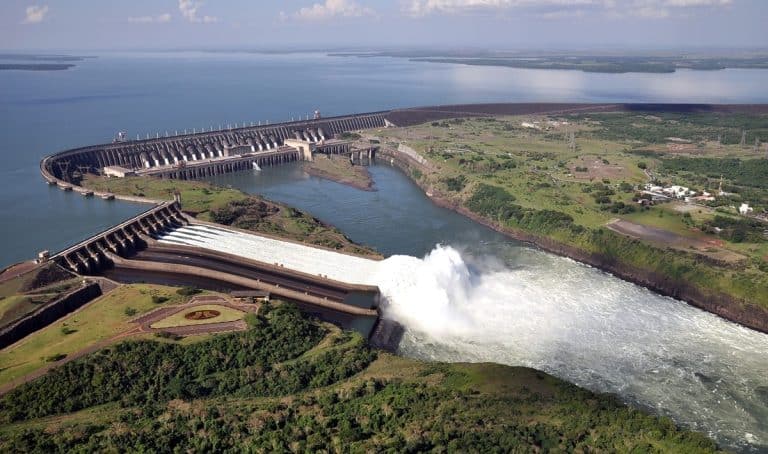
[2,0,766,51]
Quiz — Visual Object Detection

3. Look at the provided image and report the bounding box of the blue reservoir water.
[1,51,768,266]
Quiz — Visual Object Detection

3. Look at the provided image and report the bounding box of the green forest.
[0,303,721,452]
[662,157,768,189]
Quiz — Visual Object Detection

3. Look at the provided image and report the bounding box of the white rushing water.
[157,224,380,285]
[159,225,768,451]
[374,245,768,453]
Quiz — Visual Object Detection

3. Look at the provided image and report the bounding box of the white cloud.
[22,5,48,24]
[404,0,734,18]
[128,13,172,24]
[178,0,218,23]
[405,0,606,16]
[294,0,376,21]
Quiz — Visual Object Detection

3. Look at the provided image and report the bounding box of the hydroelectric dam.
[36,102,754,336]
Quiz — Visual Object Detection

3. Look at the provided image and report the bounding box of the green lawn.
[149,304,245,329]
[0,284,186,387]
[81,175,244,217]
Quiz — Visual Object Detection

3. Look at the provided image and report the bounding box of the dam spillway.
[158,224,380,287]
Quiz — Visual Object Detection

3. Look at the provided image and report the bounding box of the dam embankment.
[0,283,102,349]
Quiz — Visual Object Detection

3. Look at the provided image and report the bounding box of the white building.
[103,166,136,178]
[739,203,754,215]
[661,185,696,199]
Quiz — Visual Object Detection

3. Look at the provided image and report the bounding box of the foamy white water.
[158,224,380,285]
[374,245,768,453]
[158,224,768,451]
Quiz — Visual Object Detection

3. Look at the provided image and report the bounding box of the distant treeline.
[572,112,768,145]
[662,157,768,189]
[330,51,768,74]
[0,64,75,71]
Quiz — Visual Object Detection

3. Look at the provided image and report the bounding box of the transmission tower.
[740,129,747,148]
[569,131,576,152]
[716,134,722,148]
[755,138,760,153]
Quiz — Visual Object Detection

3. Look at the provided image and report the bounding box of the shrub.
[637,162,648,170]
[595,195,612,204]
[442,175,467,192]
[45,353,66,363]
[60,327,77,335]
[466,184,517,218]
[176,287,200,296]
[155,331,182,341]
[124,307,137,317]
[151,295,169,304]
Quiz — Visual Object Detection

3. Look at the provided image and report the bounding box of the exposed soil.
[605,219,745,264]
[0,262,39,284]
[184,309,221,320]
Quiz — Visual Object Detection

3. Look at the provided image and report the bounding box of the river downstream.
[207,163,768,453]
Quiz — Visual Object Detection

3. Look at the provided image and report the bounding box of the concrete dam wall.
[51,201,187,275]
[40,111,388,183]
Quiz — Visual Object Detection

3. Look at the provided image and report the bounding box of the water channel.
[206,162,768,453]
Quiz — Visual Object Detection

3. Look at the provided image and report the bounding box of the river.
[1,51,767,452]
[206,163,768,453]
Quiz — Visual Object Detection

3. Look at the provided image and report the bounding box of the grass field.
[81,175,243,217]
[379,113,767,253]
[149,304,245,329]
[377,112,768,315]
[0,284,187,387]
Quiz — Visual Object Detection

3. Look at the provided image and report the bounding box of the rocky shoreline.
[377,148,768,334]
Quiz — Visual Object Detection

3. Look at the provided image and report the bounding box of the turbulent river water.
[207,163,768,453]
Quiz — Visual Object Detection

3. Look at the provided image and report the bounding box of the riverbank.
[80,175,382,259]
[377,147,768,334]
[302,154,375,191]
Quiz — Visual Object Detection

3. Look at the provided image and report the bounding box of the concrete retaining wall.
[0,283,102,349]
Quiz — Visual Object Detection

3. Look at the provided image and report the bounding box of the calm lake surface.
[1,52,767,452]
[2,51,768,266]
